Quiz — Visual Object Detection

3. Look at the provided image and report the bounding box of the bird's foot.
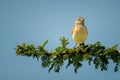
[79,43,85,48]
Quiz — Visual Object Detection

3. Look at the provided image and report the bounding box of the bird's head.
[75,17,85,25]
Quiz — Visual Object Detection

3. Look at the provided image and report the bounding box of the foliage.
[15,37,120,73]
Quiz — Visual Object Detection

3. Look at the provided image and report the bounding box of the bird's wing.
[71,26,75,35]
[84,25,88,35]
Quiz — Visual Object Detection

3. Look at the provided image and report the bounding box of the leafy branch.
[15,37,120,73]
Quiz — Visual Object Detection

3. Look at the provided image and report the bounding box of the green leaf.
[59,37,69,49]
[42,39,48,48]
[15,37,120,73]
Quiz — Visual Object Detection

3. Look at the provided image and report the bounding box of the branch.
[15,37,120,73]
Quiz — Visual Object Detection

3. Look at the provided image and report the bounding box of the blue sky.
[0,0,120,80]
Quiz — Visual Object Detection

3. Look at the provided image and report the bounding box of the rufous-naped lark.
[71,17,88,47]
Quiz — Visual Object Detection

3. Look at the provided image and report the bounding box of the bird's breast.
[72,25,88,44]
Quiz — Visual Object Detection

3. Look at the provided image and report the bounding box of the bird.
[71,17,88,48]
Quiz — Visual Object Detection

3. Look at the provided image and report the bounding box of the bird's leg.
[79,42,87,53]
[79,43,85,48]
